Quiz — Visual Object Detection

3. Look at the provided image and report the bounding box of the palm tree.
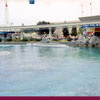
[71,27,77,36]
[63,27,69,38]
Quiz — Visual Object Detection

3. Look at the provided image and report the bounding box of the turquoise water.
[0,44,100,96]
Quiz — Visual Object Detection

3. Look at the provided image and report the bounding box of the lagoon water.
[0,44,100,96]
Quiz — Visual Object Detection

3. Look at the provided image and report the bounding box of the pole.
[49,28,52,42]
[5,0,9,26]
[90,0,92,16]
[81,0,84,17]
[81,3,83,17]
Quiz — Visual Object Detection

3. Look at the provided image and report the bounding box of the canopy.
[0,32,15,34]
[82,24,100,29]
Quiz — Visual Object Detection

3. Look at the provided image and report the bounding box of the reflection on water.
[38,47,68,58]
[0,51,11,55]
[78,47,100,59]
[0,45,100,96]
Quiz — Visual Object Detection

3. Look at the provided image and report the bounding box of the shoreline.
[59,42,100,47]
[0,41,100,47]
[0,42,28,45]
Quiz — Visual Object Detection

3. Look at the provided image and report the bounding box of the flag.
[5,1,8,7]
[29,0,35,4]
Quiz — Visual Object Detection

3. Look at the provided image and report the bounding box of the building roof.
[79,15,100,22]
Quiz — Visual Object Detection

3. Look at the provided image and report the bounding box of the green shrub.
[30,38,35,41]
[67,37,73,41]
[77,27,83,35]
[0,38,2,42]
[36,39,41,41]
[53,39,58,41]
[22,38,29,41]
[7,38,12,41]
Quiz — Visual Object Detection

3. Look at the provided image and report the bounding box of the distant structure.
[90,0,93,16]
[81,3,84,17]
[5,0,9,26]
[29,0,35,4]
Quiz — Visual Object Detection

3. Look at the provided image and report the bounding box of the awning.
[0,32,15,34]
[82,24,100,29]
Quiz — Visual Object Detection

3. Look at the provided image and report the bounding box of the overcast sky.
[0,0,100,26]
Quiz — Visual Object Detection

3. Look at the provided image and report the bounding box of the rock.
[89,36,100,44]
[76,36,84,43]
[77,36,84,41]
[77,36,89,44]
[82,38,89,44]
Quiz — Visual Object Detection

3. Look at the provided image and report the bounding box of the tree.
[22,23,24,26]
[21,23,25,32]
[77,27,83,35]
[37,21,50,35]
[37,21,50,25]
[51,27,56,34]
[71,27,77,36]
[63,27,69,38]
